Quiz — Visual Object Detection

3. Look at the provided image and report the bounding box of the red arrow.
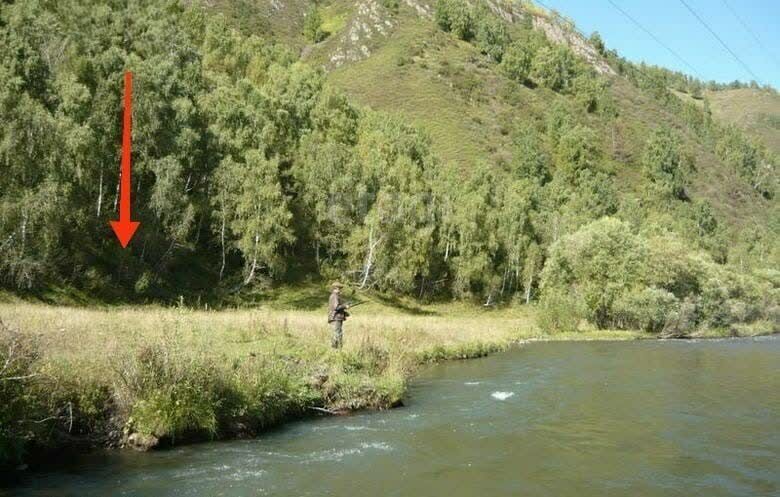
[110,71,140,248]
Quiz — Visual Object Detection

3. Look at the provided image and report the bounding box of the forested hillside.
[0,0,777,334]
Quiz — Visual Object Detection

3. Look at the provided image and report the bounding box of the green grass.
[2,278,774,467]
[705,88,780,154]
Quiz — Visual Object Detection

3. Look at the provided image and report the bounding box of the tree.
[589,32,606,56]
[213,153,294,283]
[541,217,648,328]
[510,124,549,184]
[434,0,474,41]
[303,7,327,43]
[531,45,577,92]
[474,11,509,62]
[641,126,693,200]
[500,41,533,84]
[446,162,502,300]
[343,113,437,291]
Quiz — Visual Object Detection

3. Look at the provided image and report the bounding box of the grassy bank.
[0,293,770,469]
[0,296,540,466]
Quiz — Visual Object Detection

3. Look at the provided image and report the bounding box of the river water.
[7,337,780,497]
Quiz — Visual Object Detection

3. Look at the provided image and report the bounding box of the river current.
[7,337,779,497]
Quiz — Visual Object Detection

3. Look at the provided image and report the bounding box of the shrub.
[380,0,400,13]
[571,73,607,113]
[500,41,533,84]
[435,0,474,40]
[538,290,584,333]
[641,126,693,200]
[303,7,327,43]
[474,12,509,62]
[117,342,225,442]
[541,218,647,328]
[613,287,679,332]
[531,45,578,92]
[228,358,318,432]
[661,297,699,337]
[0,323,41,467]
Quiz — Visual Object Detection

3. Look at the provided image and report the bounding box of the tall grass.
[0,300,536,466]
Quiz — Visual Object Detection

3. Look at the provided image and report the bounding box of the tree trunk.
[359,228,380,289]
[244,234,259,285]
[219,213,226,281]
[97,169,104,217]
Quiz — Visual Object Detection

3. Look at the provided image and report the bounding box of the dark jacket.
[328,292,348,322]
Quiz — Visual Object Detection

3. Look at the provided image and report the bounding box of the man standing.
[328,282,349,349]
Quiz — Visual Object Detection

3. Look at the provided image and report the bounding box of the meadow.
[0,292,652,466]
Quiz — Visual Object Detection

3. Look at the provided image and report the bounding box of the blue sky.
[534,0,779,89]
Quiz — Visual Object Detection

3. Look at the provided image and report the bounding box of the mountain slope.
[706,88,780,154]
[270,0,776,235]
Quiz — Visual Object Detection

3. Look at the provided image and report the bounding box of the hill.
[705,88,780,154]
[0,0,777,335]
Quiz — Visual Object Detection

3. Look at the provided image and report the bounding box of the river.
[6,337,779,497]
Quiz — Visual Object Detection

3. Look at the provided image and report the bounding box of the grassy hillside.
[286,0,776,240]
[706,88,780,154]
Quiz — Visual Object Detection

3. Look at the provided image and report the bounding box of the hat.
[330,281,344,289]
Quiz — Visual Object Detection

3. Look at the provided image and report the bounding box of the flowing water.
[7,337,780,497]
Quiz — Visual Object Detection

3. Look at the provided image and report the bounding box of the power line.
[534,0,702,97]
[720,0,780,72]
[605,0,701,78]
[677,0,762,84]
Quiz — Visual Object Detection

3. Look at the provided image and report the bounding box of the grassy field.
[0,292,652,465]
[706,88,780,154]
[2,282,775,470]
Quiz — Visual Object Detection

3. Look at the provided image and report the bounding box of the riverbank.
[0,295,772,471]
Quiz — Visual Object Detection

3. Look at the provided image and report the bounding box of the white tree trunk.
[219,213,226,281]
[359,228,381,289]
[97,169,104,217]
[244,234,259,285]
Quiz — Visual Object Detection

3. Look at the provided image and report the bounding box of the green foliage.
[589,32,606,56]
[641,126,693,199]
[0,324,40,467]
[537,289,583,333]
[541,218,775,331]
[531,45,577,92]
[500,41,533,84]
[474,9,510,62]
[613,287,679,333]
[380,0,400,13]
[303,7,327,43]
[571,73,607,113]
[435,0,475,41]
[511,124,549,183]
[0,0,776,316]
[541,218,647,328]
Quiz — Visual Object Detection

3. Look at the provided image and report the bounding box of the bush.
[541,218,647,328]
[303,7,327,43]
[0,323,41,467]
[538,290,584,333]
[571,73,607,113]
[641,126,693,200]
[541,218,775,333]
[613,287,679,332]
[474,12,509,62]
[118,342,226,442]
[500,41,533,84]
[380,0,400,13]
[435,0,474,40]
[531,45,578,92]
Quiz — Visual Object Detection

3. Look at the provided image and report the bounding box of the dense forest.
[0,0,777,334]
